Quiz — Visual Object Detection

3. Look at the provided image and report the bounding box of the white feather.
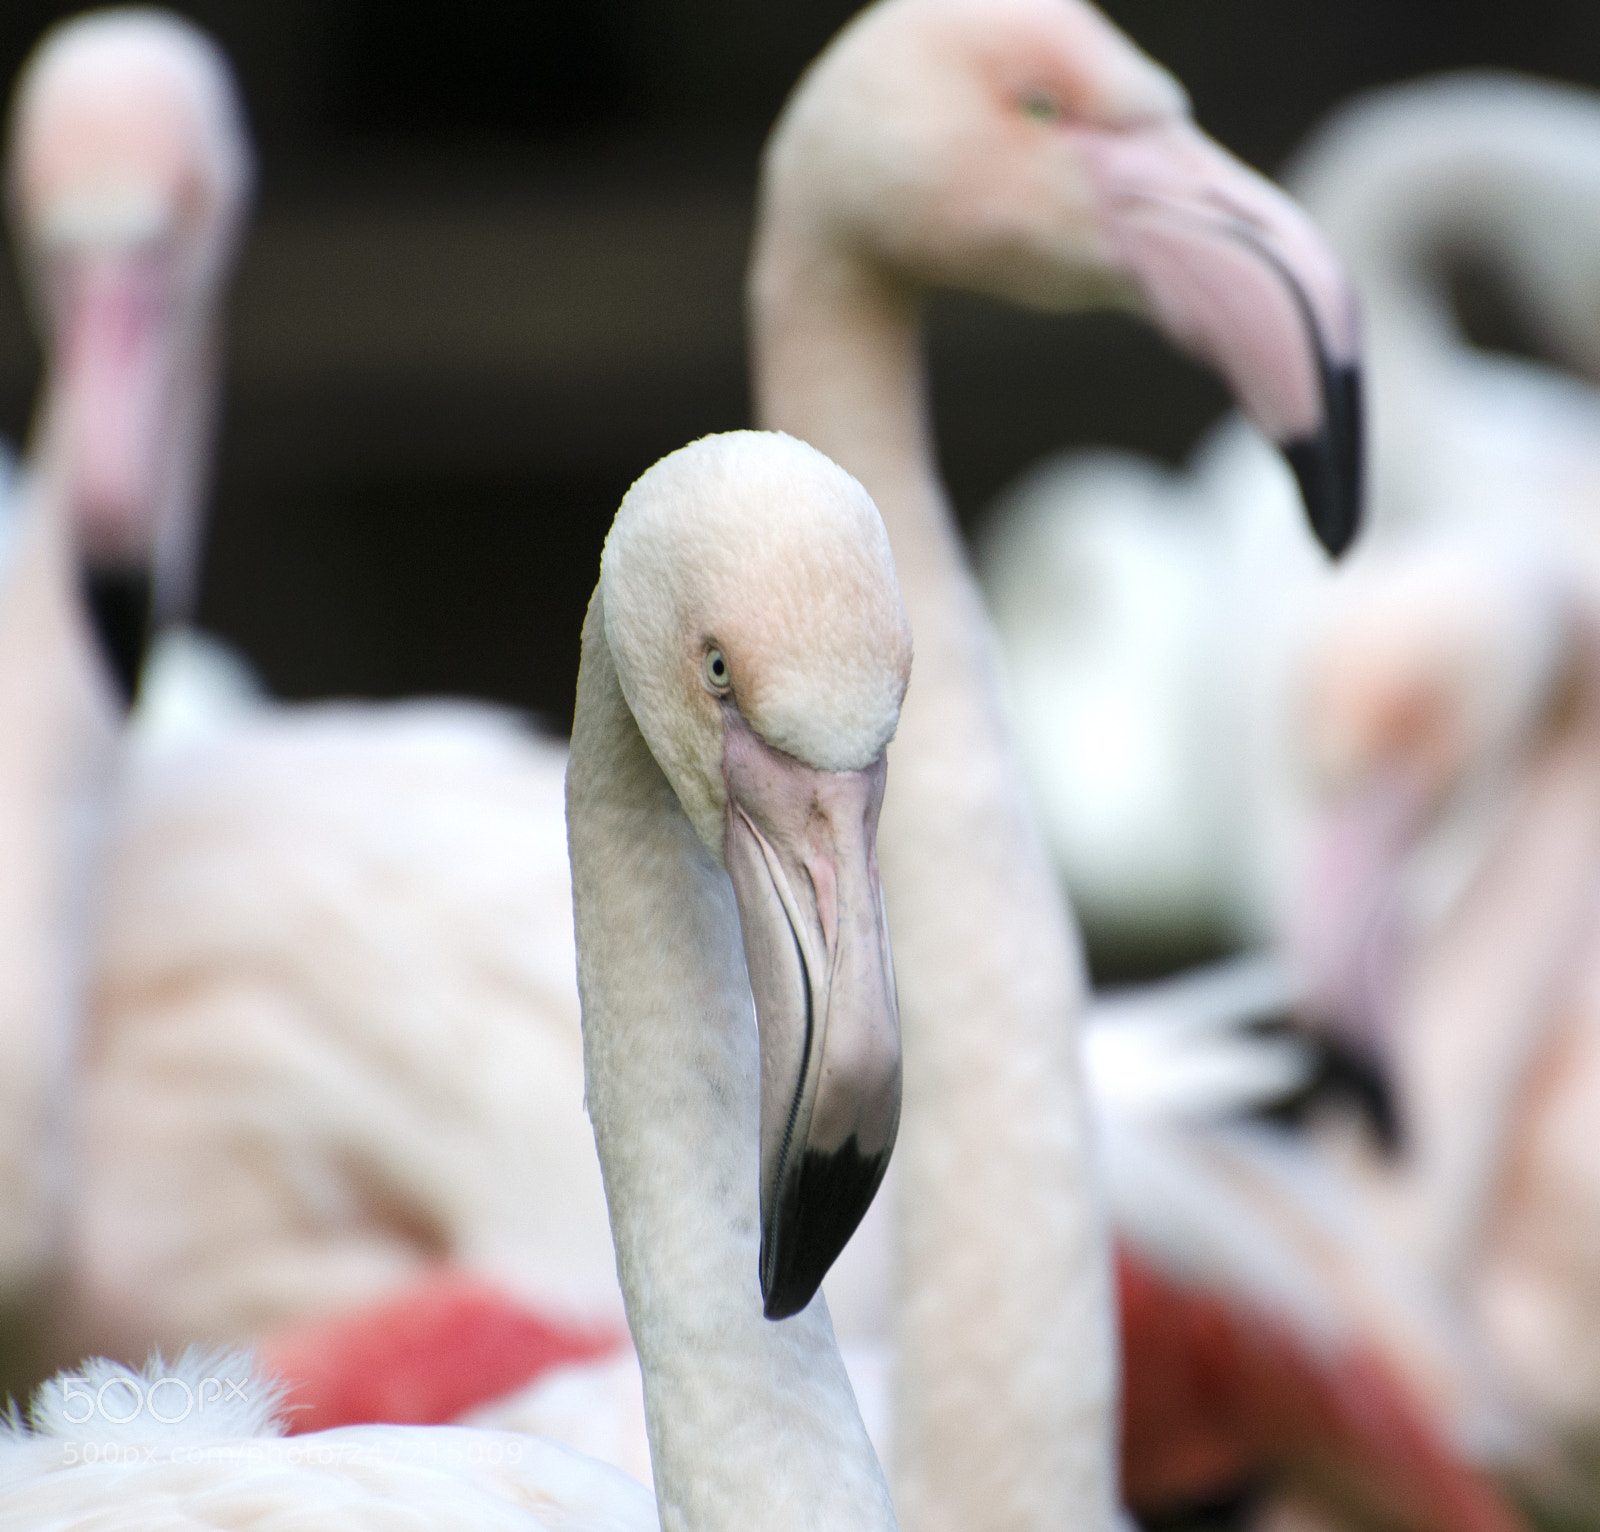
[1083,952,1314,1123]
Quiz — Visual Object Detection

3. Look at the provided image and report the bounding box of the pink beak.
[48,247,173,703]
[720,709,901,1321]
[54,247,171,567]
[1077,117,1363,556]
[1288,769,1426,1081]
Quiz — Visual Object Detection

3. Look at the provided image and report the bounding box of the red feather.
[258,1271,626,1434]
[1118,1248,1527,1530]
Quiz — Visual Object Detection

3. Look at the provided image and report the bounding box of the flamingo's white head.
[601,430,912,1318]
[7,7,252,696]
[756,0,1364,555]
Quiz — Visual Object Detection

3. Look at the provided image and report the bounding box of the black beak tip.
[759,1137,892,1322]
[1282,362,1364,560]
[1279,1018,1405,1158]
[82,560,154,708]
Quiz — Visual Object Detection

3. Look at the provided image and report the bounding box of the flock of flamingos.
[1,3,1599,1530]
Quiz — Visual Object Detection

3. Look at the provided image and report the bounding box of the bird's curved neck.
[566,594,896,1532]
[1295,101,1597,374]
[750,209,1119,1531]
[750,228,953,584]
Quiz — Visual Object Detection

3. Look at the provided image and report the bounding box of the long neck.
[0,298,214,1392]
[1292,85,1600,381]
[0,468,120,1399]
[567,595,896,1532]
[752,218,1118,1532]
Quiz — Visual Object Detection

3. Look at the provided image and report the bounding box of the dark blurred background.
[0,1,1595,729]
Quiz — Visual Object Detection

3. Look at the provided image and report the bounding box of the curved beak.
[721,713,901,1321]
[1287,765,1425,1149]
[80,561,153,707]
[1079,117,1364,557]
[51,247,170,703]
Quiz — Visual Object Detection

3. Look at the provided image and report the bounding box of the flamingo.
[1101,1099,1530,1530]
[0,6,249,1395]
[1282,522,1600,1522]
[5,1352,657,1532]
[0,7,633,1396]
[746,0,1357,1525]
[6,4,251,685]
[0,6,636,1404]
[1,428,911,1531]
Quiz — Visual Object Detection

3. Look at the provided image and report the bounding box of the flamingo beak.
[50,246,172,702]
[721,712,902,1321]
[1077,116,1364,557]
[1288,765,1427,1145]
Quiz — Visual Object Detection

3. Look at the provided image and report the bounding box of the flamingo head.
[756,0,1364,555]
[7,8,252,701]
[602,430,912,1319]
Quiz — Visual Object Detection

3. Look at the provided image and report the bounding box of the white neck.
[0,262,219,1396]
[1292,82,1600,381]
[0,475,120,1399]
[567,595,897,1532]
[752,216,1118,1532]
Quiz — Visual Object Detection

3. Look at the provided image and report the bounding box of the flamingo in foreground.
[0,6,249,1391]
[2,429,910,1532]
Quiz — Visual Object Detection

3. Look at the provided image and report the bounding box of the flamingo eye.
[1019,90,1062,123]
[704,648,731,692]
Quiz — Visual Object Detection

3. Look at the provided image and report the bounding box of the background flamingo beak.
[50,247,172,700]
[1079,116,1364,556]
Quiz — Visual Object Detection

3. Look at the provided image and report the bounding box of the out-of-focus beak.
[1289,766,1426,1128]
[52,248,170,702]
[80,561,152,707]
[1079,117,1363,557]
[721,711,901,1321]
